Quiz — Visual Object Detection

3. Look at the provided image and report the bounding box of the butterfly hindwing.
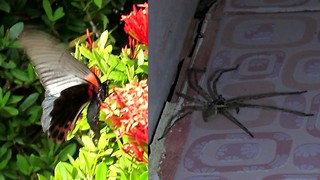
[47,84,96,143]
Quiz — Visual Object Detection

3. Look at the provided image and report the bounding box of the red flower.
[85,28,94,50]
[103,80,148,163]
[121,3,148,45]
[123,36,139,60]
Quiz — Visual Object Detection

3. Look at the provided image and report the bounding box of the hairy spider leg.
[207,65,240,99]
[158,103,208,140]
[158,69,213,140]
[220,109,254,137]
[176,92,206,104]
[187,68,212,101]
[229,102,313,116]
[228,90,308,103]
[158,91,208,140]
[226,90,313,116]
[158,111,193,140]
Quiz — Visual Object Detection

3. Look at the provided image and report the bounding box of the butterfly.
[19,28,110,143]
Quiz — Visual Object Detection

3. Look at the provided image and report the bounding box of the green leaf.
[16,154,32,175]
[109,165,121,173]
[100,13,109,30]
[9,22,24,40]
[0,106,19,117]
[27,105,41,115]
[107,55,124,71]
[93,49,108,73]
[99,148,113,157]
[0,147,11,170]
[126,65,135,82]
[135,64,148,75]
[95,162,107,180]
[7,95,23,105]
[122,56,135,67]
[52,7,65,21]
[58,143,76,162]
[0,0,10,13]
[1,91,10,107]
[37,174,47,180]
[130,169,139,180]
[97,133,109,150]
[11,69,29,82]
[42,0,53,21]
[79,46,94,60]
[2,60,16,69]
[27,64,36,81]
[67,154,76,167]
[55,162,76,179]
[27,109,41,124]
[99,30,108,49]
[29,154,45,171]
[105,44,112,53]
[70,2,81,9]
[108,71,127,83]
[139,171,148,180]
[19,93,39,112]
[137,49,144,66]
[94,0,102,8]
[100,74,109,83]
[82,135,97,151]
[78,150,91,176]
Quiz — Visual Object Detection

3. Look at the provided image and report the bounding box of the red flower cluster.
[103,80,148,162]
[121,3,148,46]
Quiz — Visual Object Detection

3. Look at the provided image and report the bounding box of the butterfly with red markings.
[19,28,110,143]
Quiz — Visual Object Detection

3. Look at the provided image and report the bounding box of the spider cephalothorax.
[159,65,313,140]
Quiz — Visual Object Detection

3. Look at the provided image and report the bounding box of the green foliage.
[53,126,148,179]
[0,0,146,179]
[75,30,148,86]
[0,0,128,45]
[42,0,65,22]
[50,28,148,179]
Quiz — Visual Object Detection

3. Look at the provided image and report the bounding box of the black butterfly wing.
[19,28,101,143]
[44,84,93,142]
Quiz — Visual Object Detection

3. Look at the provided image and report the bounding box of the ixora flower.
[85,28,94,50]
[103,79,148,162]
[121,3,148,45]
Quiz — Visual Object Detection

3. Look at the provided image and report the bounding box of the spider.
[158,65,314,140]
